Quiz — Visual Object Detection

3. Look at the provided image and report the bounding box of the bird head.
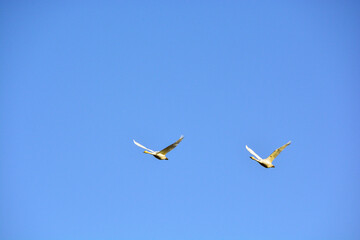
[250,156,257,161]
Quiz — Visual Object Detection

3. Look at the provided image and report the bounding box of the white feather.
[245,145,262,160]
[133,139,155,153]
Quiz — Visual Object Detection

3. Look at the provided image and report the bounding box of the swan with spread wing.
[245,141,291,168]
[133,135,184,160]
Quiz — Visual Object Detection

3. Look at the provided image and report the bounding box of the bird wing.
[245,145,262,160]
[267,141,291,163]
[133,139,155,153]
[159,135,184,155]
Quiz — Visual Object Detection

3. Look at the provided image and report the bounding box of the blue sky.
[1,1,359,239]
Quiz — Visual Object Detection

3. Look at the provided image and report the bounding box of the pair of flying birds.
[133,136,291,168]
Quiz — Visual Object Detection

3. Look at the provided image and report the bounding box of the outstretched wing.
[159,135,184,155]
[267,141,291,163]
[245,145,262,160]
[133,139,155,153]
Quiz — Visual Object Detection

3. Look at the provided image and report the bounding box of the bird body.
[246,141,291,168]
[133,136,184,160]
[143,150,168,160]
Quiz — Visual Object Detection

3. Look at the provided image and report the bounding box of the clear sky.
[1,1,359,239]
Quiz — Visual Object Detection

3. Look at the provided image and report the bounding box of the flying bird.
[133,135,184,160]
[245,141,291,168]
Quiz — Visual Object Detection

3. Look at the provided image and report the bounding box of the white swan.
[133,135,184,160]
[245,141,291,168]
